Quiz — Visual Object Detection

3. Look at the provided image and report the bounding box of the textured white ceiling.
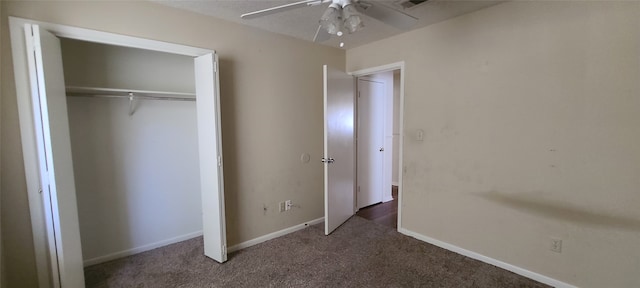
[153,0,503,49]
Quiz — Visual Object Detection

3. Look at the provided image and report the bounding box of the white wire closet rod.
[66,86,197,101]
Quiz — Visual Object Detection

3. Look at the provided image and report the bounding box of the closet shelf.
[66,86,196,101]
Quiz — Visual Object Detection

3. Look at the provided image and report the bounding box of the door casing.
[349,62,406,228]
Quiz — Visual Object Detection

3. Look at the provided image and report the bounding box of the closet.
[60,39,202,266]
[11,21,225,287]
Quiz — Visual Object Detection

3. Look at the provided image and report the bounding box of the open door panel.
[194,53,227,263]
[24,24,85,287]
[323,64,356,235]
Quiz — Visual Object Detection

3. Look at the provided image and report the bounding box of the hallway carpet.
[85,216,549,287]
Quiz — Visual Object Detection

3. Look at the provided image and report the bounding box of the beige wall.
[348,1,640,287]
[1,1,343,286]
[2,1,41,286]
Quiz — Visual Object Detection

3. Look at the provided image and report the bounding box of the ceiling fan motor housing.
[321,0,364,35]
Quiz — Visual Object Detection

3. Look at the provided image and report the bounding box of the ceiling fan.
[240,0,419,44]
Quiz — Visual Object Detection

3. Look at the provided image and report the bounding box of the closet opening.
[9,18,226,287]
[61,38,204,267]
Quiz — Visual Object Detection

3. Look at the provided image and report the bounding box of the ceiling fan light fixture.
[341,4,363,33]
[320,4,343,35]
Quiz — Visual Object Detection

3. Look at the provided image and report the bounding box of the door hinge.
[222,244,227,254]
[26,28,37,52]
[358,91,361,98]
[217,155,222,167]
[213,61,217,73]
[42,184,51,196]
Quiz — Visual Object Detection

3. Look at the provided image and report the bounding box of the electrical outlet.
[279,202,285,213]
[550,238,563,253]
[285,200,292,211]
[416,129,425,141]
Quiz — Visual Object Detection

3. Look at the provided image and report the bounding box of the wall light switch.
[285,200,292,211]
[550,238,563,253]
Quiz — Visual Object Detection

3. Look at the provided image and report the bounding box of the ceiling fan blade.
[313,25,331,43]
[357,1,418,30]
[241,0,319,19]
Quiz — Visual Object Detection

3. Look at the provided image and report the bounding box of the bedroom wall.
[2,1,41,287]
[347,1,640,287]
[0,1,344,286]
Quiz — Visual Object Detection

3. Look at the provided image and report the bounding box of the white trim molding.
[349,62,406,77]
[398,228,577,288]
[228,218,324,253]
[10,17,212,57]
[83,231,203,267]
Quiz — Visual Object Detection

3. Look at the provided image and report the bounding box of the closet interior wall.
[60,39,201,264]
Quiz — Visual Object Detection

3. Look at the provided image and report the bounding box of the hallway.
[355,186,398,228]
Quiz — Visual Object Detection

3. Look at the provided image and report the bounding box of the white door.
[323,65,356,235]
[194,53,227,263]
[24,24,85,287]
[356,79,385,209]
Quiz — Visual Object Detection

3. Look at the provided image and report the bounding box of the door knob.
[321,158,335,163]
[379,147,384,152]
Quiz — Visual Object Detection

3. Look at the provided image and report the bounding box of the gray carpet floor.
[85,216,550,288]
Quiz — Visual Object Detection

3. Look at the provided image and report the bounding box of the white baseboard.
[383,196,395,203]
[398,228,576,288]
[392,182,398,186]
[83,231,203,267]
[228,217,324,253]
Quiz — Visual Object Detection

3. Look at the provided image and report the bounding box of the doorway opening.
[355,69,402,229]
[321,61,404,235]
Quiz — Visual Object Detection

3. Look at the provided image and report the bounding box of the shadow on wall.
[477,191,640,231]
[217,57,240,245]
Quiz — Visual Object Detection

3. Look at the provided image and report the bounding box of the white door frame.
[9,17,225,287]
[349,62,405,230]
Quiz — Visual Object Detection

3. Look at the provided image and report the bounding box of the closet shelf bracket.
[128,93,135,116]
